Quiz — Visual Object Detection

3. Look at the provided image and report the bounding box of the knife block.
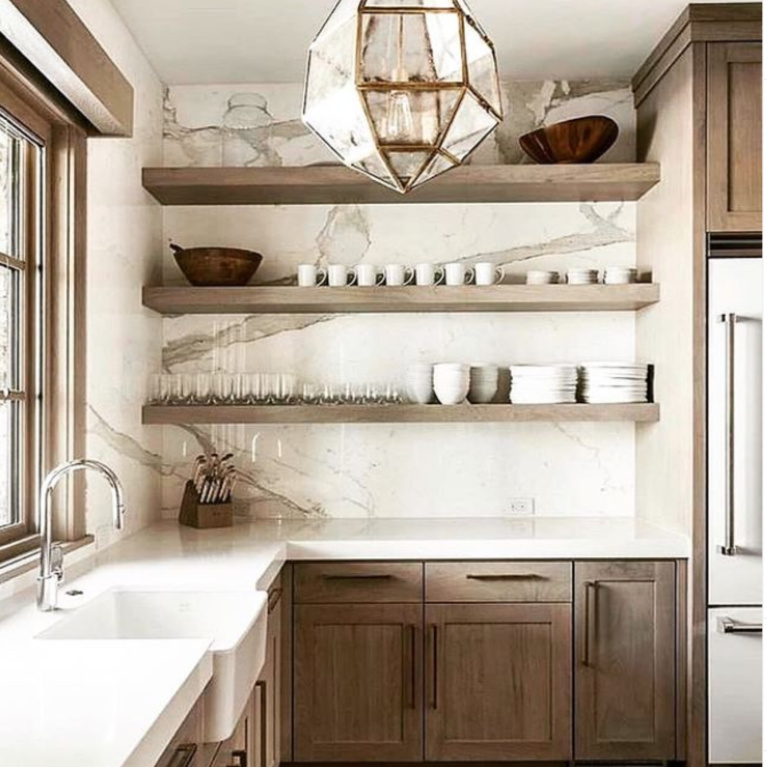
[178,480,233,529]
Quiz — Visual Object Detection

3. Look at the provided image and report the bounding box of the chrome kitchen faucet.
[37,460,126,612]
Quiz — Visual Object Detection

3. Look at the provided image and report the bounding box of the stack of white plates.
[579,362,649,403]
[509,365,578,404]
[468,365,499,404]
[434,363,470,405]
[405,364,434,404]
[567,268,600,285]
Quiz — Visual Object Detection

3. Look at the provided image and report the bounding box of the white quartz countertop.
[0,516,689,767]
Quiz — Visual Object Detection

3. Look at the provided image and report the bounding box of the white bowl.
[434,379,469,405]
[526,270,560,285]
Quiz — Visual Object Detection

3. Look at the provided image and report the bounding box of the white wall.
[159,81,641,521]
[66,0,164,548]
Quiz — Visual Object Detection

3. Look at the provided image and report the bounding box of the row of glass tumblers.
[148,373,405,406]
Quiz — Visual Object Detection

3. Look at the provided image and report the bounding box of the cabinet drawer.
[426,561,572,603]
[294,562,423,603]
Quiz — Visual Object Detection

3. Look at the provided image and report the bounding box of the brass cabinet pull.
[582,581,597,666]
[428,624,439,709]
[466,573,544,581]
[167,744,197,767]
[267,587,282,614]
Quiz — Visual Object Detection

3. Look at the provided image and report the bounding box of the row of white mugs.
[298,263,641,288]
[298,262,504,287]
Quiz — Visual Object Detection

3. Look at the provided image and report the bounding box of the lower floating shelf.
[142,403,660,425]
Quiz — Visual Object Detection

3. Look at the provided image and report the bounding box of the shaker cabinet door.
[425,603,572,761]
[294,603,423,762]
[708,42,763,232]
[574,561,677,761]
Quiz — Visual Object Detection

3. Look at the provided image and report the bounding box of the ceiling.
[109,0,745,85]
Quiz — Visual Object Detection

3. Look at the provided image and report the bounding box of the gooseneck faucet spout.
[37,459,126,612]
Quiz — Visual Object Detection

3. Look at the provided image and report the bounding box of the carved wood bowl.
[171,243,264,287]
[519,116,619,164]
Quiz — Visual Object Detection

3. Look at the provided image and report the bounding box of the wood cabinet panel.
[294,603,423,762]
[425,561,571,603]
[425,603,572,761]
[574,561,676,761]
[708,42,763,232]
[294,562,423,604]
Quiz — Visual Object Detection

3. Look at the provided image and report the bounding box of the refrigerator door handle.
[718,312,740,556]
[718,616,763,634]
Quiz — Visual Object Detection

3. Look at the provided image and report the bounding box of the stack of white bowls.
[579,362,649,403]
[509,365,578,404]
[405,364,434,404]
[603,266,638,285]
[468,365,499,404]
[433,363,470,405]
[567,268,600,285]
[526,270,560,285]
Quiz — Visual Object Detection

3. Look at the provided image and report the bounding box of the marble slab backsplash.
[159,79,640,521]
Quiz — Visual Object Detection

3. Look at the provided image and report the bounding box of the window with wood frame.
[0,50,88,563]
[0,103,45,549]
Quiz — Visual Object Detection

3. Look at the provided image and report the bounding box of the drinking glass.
[301,382,321,404]
[212,373,233,404]
[194,373,213,404]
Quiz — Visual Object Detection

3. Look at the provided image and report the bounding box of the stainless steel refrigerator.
[707,241,763,764]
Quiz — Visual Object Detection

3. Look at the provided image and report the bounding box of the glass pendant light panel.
[441,90,499,161]
[410,150,457,189]
[362,0,457,8]
[363,88,461,146]
[463,20,502,115]
[422,12,463,82]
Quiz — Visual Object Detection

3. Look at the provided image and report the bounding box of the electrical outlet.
[508,498,535,516]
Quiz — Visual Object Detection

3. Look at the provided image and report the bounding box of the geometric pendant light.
[302,0,504,194]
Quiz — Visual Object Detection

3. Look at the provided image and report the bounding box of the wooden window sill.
[0,535,94,585]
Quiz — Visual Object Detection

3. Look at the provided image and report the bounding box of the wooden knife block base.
[178,480,233,529]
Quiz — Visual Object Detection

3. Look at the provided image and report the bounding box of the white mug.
[384,264,415,286]
[444,262,475,286]
[297,264,327,287]
[328,264,356,287]
[474,262,505,286]
[355,264,385,287]
[415,263,445,286]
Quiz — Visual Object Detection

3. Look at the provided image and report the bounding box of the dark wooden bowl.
[171,243,263,287]
[519,116,619,164]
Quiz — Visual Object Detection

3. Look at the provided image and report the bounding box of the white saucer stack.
[579,362,650,403]
[509,365,578,404]
[566,268,600,285]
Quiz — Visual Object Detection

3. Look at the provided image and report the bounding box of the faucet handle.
[50,544,64,582]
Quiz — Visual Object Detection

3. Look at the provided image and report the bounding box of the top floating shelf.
[142,164,661,206]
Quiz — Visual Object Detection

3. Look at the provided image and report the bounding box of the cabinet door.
[294,603,423,762]
[425,603,572,761]
[708,42,763,232]
[574,561,676,761]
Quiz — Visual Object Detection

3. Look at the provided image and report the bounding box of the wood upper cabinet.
[294,603,423,762]
[708,42,763,232]
[425,603,572,762]
[574,561,677,761]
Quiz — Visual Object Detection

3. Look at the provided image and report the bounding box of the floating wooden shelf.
[143,284,660,315]
[142,403,660,425]
[142,164,661,206]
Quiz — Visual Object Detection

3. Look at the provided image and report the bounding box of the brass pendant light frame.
[303,0,504,194]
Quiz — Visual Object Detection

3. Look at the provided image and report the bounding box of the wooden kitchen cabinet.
[294,602,423,762]
[425,602,572,761]
[574,561,677,761]
[708,41,763,232]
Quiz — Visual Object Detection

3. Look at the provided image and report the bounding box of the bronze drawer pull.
[267,586,283,614]
[167,744,197,767]
[582,581,597,666]
[428,624,439,709]
[402,624,417,709]
[466,573,545,581]
[322,574,394,581]
[229,749,247,767]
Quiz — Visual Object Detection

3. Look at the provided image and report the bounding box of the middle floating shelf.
[142,403,660,425]
[142,283,660,315]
